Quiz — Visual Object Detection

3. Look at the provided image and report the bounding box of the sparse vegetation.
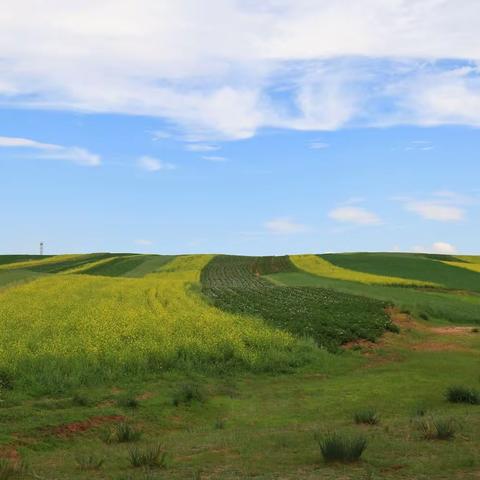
[75,453,105,471]
[128,445,168,468]
[172,383,207,406]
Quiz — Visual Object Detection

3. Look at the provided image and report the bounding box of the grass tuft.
[446,385,480,405]
[315,432,367,463]
[0,459,26,480]
[72,394,91,407]
[354,408,379,425]
[75,453,104,471]
[128,444,168,468]
[172,383,207,406]
[417,416,457,440]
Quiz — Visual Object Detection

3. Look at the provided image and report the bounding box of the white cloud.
[265,217,308,235]
[329,206,381,225]
[405,201,465,221]
[202,155,227,162]
[412,242,457,254]
[405,140,434,151]
[135,239,153,246]
[2,2,480,139]
[0,135,100,166]
[137,155,175,172]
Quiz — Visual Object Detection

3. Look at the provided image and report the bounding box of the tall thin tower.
[40,242,44,256]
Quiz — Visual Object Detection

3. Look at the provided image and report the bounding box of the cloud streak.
[329,206,381,226]
[0,136,100,166]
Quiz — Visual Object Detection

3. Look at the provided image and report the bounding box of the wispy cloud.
[185,144,220,152]
[2,2,480,140]
[0,135,100,166]
[265,217,309,235]
[329,206,381,226]
[202,155,227,162]
[135,239,153,246]
[137,156,175,172]
[405,140,434,151]
[396,191,469,222]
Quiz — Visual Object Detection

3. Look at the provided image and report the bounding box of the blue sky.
[1,1,479,255]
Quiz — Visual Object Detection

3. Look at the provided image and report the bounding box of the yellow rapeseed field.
[290,254,437,286]
[0,255,311,391]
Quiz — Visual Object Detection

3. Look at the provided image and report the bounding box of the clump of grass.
[0,370,14,391]
[115,422,142,443]
[72,394,90,407]
[315,432,367,463]
[75,453,104,471]
[386,323,400,334]
[354,408,379,425]
[128,445,168,468]
[446,385,480,405]
[472,327,479,333]
[417,416,457,440]
[172,383,207,406]
[117,394,139,410]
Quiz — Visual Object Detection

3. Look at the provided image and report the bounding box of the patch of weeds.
[117,394,140,410]
[411,403,428,418]
[72,394,91,407]
[75,453,104,471]
[128,444,168,469]
[0,370,14,391]
[417,416,457,440]
[446,385,480,405]
[115,422,143,442]
[315,431,367,463]
[419,313,429,321]
[471,327,479,333]
[172,383,207,406]
[354,408,379,425]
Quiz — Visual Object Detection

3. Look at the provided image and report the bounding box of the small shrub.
[128,445,168,468]
[446,386,480,405]
[315,432,367,463]
[419,313,429,321]
[354,408,379,425]
[172,383,207,406]
[0,370,14,391]
[417,417,457,440]
[75,453,104,471]
[471,327,479,333]
[115,422,142,443]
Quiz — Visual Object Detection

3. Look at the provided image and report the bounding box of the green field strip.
[0,254,53,266]
[323,253,480,292]
[27,253,116,273]
[201,255,392,351]
[290,254,438,287]
[123,255,176,277]
[268,271,480,325]
[78,254,176,277]
[0,268,46,288]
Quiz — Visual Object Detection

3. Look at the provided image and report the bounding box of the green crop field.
[0,251,479,479]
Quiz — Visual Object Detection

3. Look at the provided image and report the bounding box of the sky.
[1,0,479,255]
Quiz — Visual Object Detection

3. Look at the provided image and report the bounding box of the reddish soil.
[43,414,125,437]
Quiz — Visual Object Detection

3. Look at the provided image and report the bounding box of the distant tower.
[40,242,44,256]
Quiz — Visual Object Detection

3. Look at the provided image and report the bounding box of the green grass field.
[0,251,479,479]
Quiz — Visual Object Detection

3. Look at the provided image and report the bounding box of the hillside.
[0,251,479,479]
